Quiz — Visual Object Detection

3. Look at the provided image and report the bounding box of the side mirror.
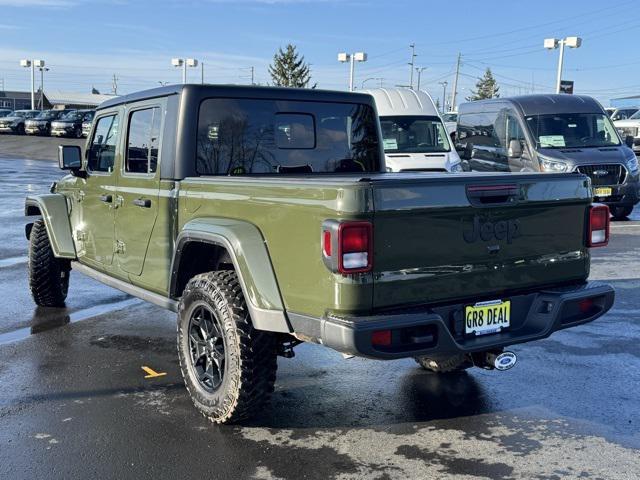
[507,139,523,158]
[58,145,82,173]
[625,135,634,148]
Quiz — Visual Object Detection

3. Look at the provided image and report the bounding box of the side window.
[126,107,162,174]
[87,114,119,173]
[456,112,500,148]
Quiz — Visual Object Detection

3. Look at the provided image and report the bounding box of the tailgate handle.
[467,184,519,205]
[133,198,152,208]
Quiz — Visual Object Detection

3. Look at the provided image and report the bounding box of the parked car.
[25,109,68,136]
[0,108,13,118]
[26,84,614,424]
[606,107,638,121]
[0,110,41,134]
[364,88,462,172]
[614,109,640,155]
[51,110,93,138]
[456,94,639,219]
[81,110,95,137]
[442,111,458,137]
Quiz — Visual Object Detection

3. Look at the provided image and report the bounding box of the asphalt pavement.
[0,147,639,479]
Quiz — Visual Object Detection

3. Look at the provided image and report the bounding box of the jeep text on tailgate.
[25,85,615,424]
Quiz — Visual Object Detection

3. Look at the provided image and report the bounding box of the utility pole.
[201,62,204,84]
[450,52,461,112]
[112,74,119,95]
[408,43,417,89]
[250,66,255,85]
[39,66,49,110]
[415,67,427,90]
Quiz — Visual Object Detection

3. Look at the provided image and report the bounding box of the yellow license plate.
[465,300,511,336]
[593,187,612,197]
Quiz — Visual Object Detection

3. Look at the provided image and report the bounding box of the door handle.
[133,198,152,208]
[100,194,113,203]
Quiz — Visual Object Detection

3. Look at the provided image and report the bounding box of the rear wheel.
[177,270,278,424]
[16,124,25,135]
[611,206,633,220]
[414,354,473,373]
[28,219,70,307]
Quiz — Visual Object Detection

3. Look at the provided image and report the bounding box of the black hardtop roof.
[98,84,374,110]
[459,94,605,116]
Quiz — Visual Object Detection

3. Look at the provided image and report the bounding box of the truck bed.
[180,171,593,318]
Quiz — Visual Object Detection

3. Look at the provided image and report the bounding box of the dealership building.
[0,89,116,110]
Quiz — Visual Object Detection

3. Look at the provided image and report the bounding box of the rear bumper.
[290,282,614,359]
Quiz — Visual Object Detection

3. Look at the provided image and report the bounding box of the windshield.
[628,110,640,120]
[525,113,621,149]
[83,111,95,121]
[35,111,59,120]
[442,113,457,122]
[379,115,451,153]
[60,111,84,121]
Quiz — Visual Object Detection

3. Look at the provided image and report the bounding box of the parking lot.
[0,137,638,479]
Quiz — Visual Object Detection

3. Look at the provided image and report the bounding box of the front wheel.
[177,271,278,424]
[414,354,473,373]
[611,206,633,220]
[28,219,70,307]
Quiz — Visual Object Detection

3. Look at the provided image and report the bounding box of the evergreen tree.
[268,44,315,88]
[466,68,500,101]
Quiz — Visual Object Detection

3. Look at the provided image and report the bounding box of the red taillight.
[579,298,594,314]
[322,230,332,257]
[371,329,392,346]
[588,205,610,247]
[338,222,372,274]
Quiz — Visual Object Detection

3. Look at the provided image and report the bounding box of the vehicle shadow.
[244,368,491,430]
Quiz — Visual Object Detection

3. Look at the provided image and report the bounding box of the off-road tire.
[177,271,278,424]
[28,219,70,307]
[611,206,633,220]
[414,354,473,373]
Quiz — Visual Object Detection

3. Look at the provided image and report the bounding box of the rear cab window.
[196,98,381,175]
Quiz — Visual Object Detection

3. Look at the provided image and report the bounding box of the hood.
[538,146,633,166]
[52,120,75,126]
[0,116,21,122]
[613,119,640,127]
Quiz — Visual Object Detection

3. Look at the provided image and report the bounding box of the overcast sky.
[0,0,638,106]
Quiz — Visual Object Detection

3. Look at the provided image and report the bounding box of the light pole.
[338,52,367,91]
[438,81,448,113]
[171,57,198,84]
[20,59,44,110]
[415,67,427,90]
[38,66,49,110]
[544,37,581,94]
[408,43,417,89]
[361,77,383,89]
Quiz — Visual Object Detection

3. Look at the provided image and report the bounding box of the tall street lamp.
[544,36,582,94]
[415,67,427,90]
[172,57,198,84]
[338,52,367,92]
[438,81,448,112]
[20,59,44,110]
[38,66,49,110]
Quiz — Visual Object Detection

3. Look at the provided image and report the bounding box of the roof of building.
[361,88,438,116]
[459,94,605,116]
[98,83,373,110]
[44,90,116,107]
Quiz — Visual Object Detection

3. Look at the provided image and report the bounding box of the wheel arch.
[170,218,291,333]
[25,194,76,259]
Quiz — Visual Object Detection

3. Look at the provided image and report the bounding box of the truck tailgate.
[371,173,592,309]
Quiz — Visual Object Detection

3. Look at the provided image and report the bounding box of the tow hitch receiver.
[475,350,518,371]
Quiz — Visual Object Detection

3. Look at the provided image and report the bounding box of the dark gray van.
[456,94,640,219]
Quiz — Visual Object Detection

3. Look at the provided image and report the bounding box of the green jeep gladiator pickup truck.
[25,85,615,424]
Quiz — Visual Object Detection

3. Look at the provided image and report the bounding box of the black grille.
[576,164,626,186]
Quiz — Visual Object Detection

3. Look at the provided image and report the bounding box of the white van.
[364,88,463,172]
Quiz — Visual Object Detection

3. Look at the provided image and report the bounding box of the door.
[76,112,121,270]
[114,103,163,276]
